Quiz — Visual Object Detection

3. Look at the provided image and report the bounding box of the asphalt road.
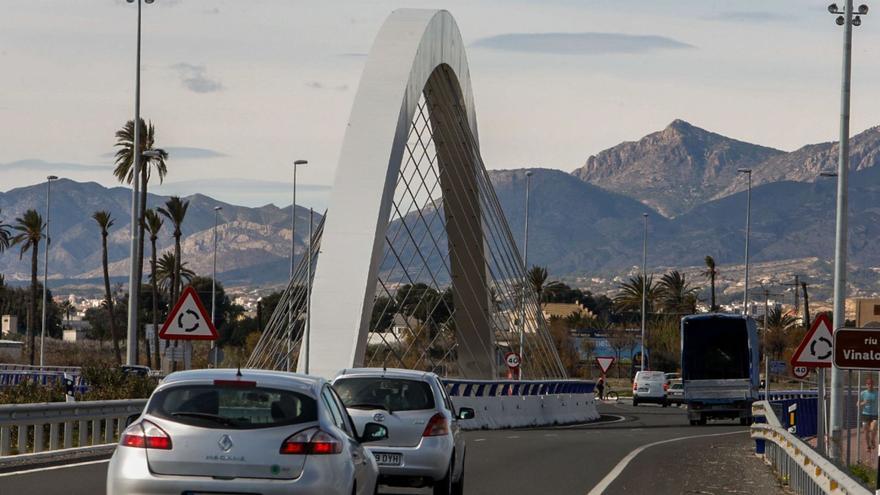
[0,401,788,495]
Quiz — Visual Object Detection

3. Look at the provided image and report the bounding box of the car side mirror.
[457,407,475,420]
[359,422,388,443]
[125,413,141,427]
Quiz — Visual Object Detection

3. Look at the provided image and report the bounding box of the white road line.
[552,414,627,429]
[0,458,110,478]
[506,435,520,439]
[473,438,486,442]
[586,430,747,495]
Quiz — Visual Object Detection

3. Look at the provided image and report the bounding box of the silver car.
[333,368,474,495]
[107,369,387,495]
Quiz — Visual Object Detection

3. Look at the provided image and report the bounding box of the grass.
[849,463,877,487]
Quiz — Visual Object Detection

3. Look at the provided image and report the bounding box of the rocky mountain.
[572,119,784,217]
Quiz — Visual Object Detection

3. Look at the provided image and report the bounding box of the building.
[1,315,18,336]
[63,328,89,342]
[541,302,594,321]
[854,298,880,328]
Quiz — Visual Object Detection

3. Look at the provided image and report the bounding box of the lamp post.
[39,175,58,369]
[521,170,533,380]
[737,168,752,316]
[827,1,868,463]
[304,208,314,375]
[125,0,157,367]
[640,213,648,372]
[211,206,222,367]
[287,159,307,372]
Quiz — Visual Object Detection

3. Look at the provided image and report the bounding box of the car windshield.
[147,384,318,430]
[334,377,435,412]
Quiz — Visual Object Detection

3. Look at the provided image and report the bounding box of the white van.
[632,370,668,407]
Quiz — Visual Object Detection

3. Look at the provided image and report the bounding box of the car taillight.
[663,383,670,391]
[120,420,172,450]
[423,413,450,437]
[633,382,637,391]
[280,428,342,455]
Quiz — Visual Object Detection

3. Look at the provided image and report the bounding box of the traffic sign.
[792,365,809,379]
[769,360,787,375]
[596,356,615,375]
[159,286,218,341]
[833,328,880,370]
[504,352,521,369]
[790,314,834,368]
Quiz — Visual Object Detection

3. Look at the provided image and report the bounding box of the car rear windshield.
[334,377,435,412]
[147,384,318,430]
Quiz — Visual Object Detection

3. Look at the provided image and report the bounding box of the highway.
[0,401,786,495]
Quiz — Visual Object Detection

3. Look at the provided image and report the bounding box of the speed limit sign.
[793,365,809,379]
[505,352,521,369]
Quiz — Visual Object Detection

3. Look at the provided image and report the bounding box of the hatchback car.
[666,379,684,405]
[633,370,668,406]
[333,368,474,495]
[107,369,387,495]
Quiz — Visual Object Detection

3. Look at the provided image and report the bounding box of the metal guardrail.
[0,363,82,374]
[766,390,818,401]
[0,399,146,458]
[444,379,595,397]
[751,400,870,495]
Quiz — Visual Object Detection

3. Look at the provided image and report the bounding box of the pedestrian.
[859,376,878,452]
[597,376,605,401]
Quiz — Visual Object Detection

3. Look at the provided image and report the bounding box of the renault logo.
[373,413,386,422]
[218,434,234,452]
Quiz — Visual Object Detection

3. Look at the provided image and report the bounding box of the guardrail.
[751,400,870,495]
[766,390,818,401]
[0,399,146,462]
[444,379,595,397]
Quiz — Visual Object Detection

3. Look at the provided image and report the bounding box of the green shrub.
[0,379,66,404]
[78,361,158,401]
[850,463,876,487]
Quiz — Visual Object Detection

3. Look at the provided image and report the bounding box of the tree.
[144,208,164,368]
[158,196,189,305]
[527,266,548,300]
[613,274,658,316]
[702,256,719,312]
[607,326,637,378]
[657,271,699,315]
[11,209,45,365]
[93,211,122,365]
[60,300,74,327]
[153,252,193,296]
[0,208,11,255]
[114,119,168,363]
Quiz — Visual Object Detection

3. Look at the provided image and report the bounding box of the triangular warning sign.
[159,286,219,340]
[790,314,833,368]
[596,356,615,375]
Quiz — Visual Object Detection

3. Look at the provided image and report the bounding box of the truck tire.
[689,419,698,426]
[698,415,707,426]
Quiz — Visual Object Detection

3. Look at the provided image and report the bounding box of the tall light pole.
[827,1,868,463]
[211,206,222,367]
[304,208,314,375]
[521,170,533,380]
[640,213,648,372]
[737,168,752,316]
[125,0,156,367]
[39,175,58,369]
[287,159,307,372]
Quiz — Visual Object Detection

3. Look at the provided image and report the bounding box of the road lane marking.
[551,414,626,429]
[473,438,486,442]
[0,459,110,477]
[506,435,520,439]
[586,430,747,495]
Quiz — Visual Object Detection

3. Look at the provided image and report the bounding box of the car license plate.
[374,452,402,466]
[638,387,648,392]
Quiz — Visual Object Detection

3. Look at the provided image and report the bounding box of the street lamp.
[287,159,307,372]
[640,213,648,372]
[39,175,58,369]
[211,206,222,367]
[521,170,533,380]
[827,0,868,463]
[737,168,752,316]
[125,0,158,367]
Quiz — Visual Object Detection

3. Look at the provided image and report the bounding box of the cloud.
[305,81,349,91]
[0,159,113,172]
[170,63,224,93]
[471,32,694,55]
[705,11,789,23]
[99,147,225,160]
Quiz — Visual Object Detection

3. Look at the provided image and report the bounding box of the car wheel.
[433,463,453,495]
[662,400,668,408]
[632,398,639,407]
[452,465,465,495]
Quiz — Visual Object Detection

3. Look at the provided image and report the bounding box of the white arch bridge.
[248,9,565,380]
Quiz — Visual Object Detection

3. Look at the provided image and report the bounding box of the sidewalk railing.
[751,400,870,495]
[0,399,147,459]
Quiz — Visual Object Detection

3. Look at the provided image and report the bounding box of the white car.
[333,368,474,495]
[107,369,386,495]
[633,370,669,407]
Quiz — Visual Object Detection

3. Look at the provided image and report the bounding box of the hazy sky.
[2,0,879,208]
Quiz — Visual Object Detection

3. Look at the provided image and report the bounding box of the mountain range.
[1,119,879,301]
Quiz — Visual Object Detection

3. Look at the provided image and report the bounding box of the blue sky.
[2,0,879,208]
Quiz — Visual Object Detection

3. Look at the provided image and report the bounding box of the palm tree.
[93,211,122,365]
[11,209,45,364]
[60,300,74,327]
[765,306,798,333]
[702,256,719,312]
[527,266,549,300]
[0,209,11,254]
[114,119,168,355]
[144,208,164,368]
[613,274,658,314]
[158,196,189,305]
[657,270,699,315]
[154,252,194,297]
